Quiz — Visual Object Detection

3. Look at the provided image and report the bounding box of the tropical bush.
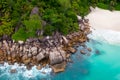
[0,0,120,41]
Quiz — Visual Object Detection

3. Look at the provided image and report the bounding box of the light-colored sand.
[84,7,120,44]
[85,7,120,32]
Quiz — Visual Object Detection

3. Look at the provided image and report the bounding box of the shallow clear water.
[51,40,120,80]
[84,40,120,80]
[1,37,120,80]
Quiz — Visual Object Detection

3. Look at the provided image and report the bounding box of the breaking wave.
[88,29,120,45]
[0,63,52,80]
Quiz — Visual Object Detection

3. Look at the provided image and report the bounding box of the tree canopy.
[0,0,120,41]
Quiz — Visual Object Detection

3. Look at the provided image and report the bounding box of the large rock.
[10,69,17,73]
[18,40,24,44]
[79,38,86,43]
[87,48,92,52]
[62,36,68,44]
[67,58,73,63]
[22,55,28,60]
[80,43,86,48]
[7,54,11,61]
[95,50,100,55]
[36,52,45,62]
[3,40,9,49]
[51,62,66,73]
[31,47,38,56]
[11,53,16,58]
[19,46,23,52]
[68,47,76,53]
[58,48,66,60]
[36,65,42,70]
[80,50,86,54]
[30,7,39,15]
[66,53,71,58]
[23,58,31,65]
[49,48,65,65]
[31,47,37,52]
[28,53,32,58]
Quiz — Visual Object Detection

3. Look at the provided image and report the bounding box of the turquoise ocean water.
[51,40,120,80]
[0,30,120,80]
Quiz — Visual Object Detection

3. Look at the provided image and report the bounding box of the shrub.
[12,27,27,41]
[97,3,109,9]
[0,21,14,36]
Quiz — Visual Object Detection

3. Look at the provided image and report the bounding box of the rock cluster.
[0,18,91,73]
[0,32,66,66]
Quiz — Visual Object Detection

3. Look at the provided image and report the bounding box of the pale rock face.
[18,40,24,44]
[77,15,82,20]
[59,50,66,60]
[38,48,41,52]
[28,53,32,58]
[30,7,39,15]
[19,46,23,52]
[7,50,10,54]
[46,36,50,39]
[68,47,76,53]
[62,36,68,44]
[36,65,42,70]
[49,48,64,65]
[13,40,15,43]
[10,69,17,73]
[30,47,38,56]
[11,45,16,52]
[23,47,26,53]
[42,49,46,55]
[47,40,53,46]
[22,54,28,60]
[36,52,45,61]
[32,51,38,56]
[3,40,9,49]
[51,62,66,73]
[31,47,37,52]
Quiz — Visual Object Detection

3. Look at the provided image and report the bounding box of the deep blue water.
[1,39,120,80]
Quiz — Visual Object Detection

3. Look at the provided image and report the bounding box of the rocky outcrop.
[80,50,86,54]
[49,47,66,65]
[68,47,76,53]
[36,52,45,62]
[51,62,66,73]
[0,18,91,73]
[87,48,92,52]
[30,7,39,15]
[36,65,42,70]
[10,69,17,73]
[0,33,68,66]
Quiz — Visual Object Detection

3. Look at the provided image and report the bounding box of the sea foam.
[88,29,120,45]
[0,63,52,80]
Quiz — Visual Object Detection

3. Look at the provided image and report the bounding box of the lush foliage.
[0,0,120,41]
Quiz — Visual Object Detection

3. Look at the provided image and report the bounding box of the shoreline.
[86,7,120,32]
[0,18,91,73]
[86,7,120,45]
[88,29,120,45]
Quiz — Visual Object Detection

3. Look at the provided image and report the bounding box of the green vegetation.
[0,0,120,41]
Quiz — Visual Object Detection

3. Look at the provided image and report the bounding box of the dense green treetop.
[0,0,120,41]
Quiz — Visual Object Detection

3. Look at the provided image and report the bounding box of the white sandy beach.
[86,7,120,31]
[85,7,120,44]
